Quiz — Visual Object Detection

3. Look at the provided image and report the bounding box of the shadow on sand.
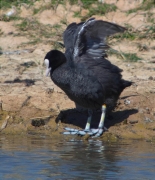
[5,78,35,86]
[55,108,138,129]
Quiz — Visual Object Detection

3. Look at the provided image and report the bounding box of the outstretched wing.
[73,18,126,59]
[63,21,84,50]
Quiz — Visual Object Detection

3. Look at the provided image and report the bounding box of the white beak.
[46,67,51,76]
[44,59,51,77]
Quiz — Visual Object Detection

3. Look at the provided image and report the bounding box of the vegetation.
[33,8,41,15]
[0,14,22,22]
[69,0,98,9]
[88,3,117,16]
[73,11,81,18]
[127,0,155,14]
[113,31,136,41]
[33,3,54,15]
[122,53,142,62]
[15,18,64,48]
[0,0,37,9]
[0,0,154,61]
[74,2,117,21]
[142,0,155,10]
[108,49,142,62]
[16,19,30,31]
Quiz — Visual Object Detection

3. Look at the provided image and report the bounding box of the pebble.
[0,116,9,131]
[124,99,131,105]
[46,88,54,94]
[31,119,45,127]
[148,76,153,80]
[129,120,138,124]
[144,117,153,123]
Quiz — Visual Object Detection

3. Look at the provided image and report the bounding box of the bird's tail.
[122,79,133,89]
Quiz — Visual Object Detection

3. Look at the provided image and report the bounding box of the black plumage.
[44,18,132,136]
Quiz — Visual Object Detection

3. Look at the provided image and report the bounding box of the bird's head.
[44,50,66,76]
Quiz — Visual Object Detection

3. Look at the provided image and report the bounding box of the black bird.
[44,18,132,137]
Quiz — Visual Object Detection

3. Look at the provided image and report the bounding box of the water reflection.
[0,136,155,180]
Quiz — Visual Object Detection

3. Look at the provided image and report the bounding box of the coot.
[44,18,132,137]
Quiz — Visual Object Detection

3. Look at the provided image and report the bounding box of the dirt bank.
[0,0,155,141]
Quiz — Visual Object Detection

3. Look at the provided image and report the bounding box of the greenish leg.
[98,104,106,129]
[84,110,93,131]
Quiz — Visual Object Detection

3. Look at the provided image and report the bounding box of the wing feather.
[73,18,126,59]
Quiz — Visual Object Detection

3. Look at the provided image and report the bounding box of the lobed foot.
[62,127,107,137]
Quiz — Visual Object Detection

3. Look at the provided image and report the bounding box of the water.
[0,136,155,180]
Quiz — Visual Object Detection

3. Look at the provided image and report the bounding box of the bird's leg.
[63,110,93,135]
[76,109,93,135]
[88,104,107,137]
[98,104,106,129]
[84,109,93,131]
[63,106,107,137]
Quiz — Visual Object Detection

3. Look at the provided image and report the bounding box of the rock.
[31,116,51,127]
[144,117,153,123]
[124,99,131,105]
[5,6,17,17]
[149,76,153,80]
[0,116,9,131]
[129,119,138,124]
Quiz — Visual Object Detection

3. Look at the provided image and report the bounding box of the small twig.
[0,116,9,132]
[118,48,126,60]
[20,96,31,109]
